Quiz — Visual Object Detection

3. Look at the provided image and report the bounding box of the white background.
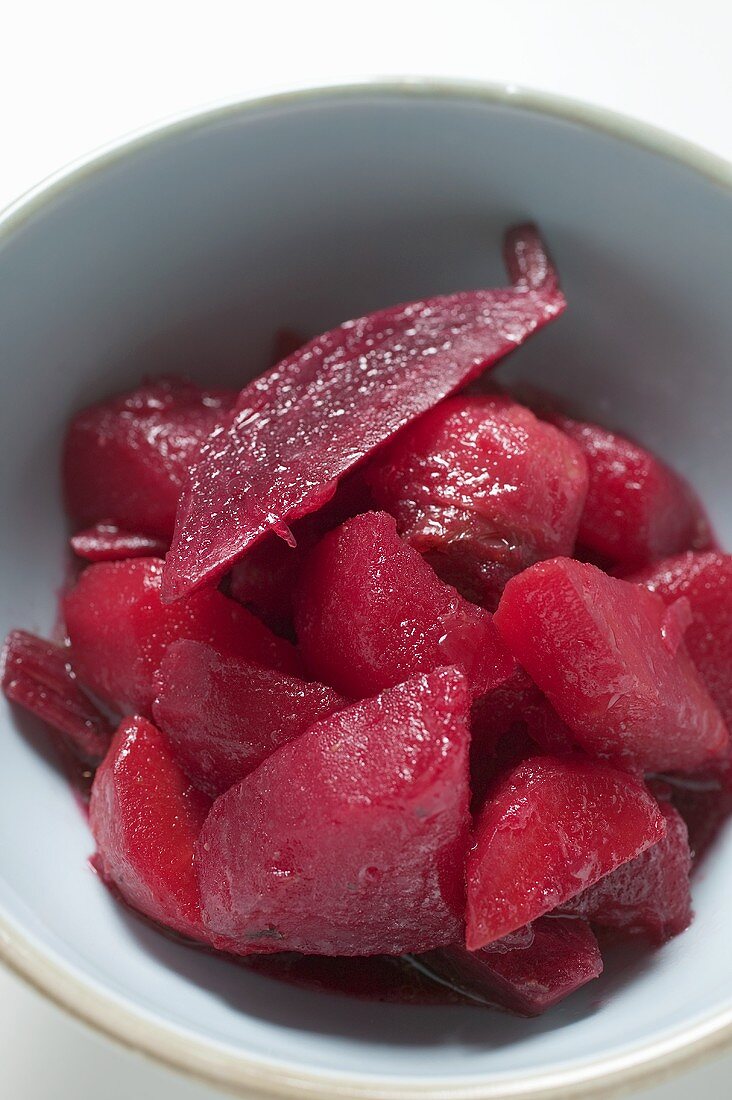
[2,1,732,1097]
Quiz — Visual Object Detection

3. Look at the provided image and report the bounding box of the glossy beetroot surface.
[70,523,168,562]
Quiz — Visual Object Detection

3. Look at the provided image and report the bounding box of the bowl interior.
[1,86,731,1096]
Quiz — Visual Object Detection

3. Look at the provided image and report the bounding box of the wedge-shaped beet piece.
[71,523,168,562]
[561,802,692,943]
[197,668,471,955]
[153,640,346,796]
[163,225,565,601]
[493,558,728,773]
[64,377,236,540]
[1,629,113,763]
[365,394,588,609]
[416,916,602,1016]
[293,512,515,699]
[550,415,711,568]
[64,558,299,716]
[466,756,666,949]
[90,716,211,940]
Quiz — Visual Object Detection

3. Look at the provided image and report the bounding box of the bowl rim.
[1,75,732,1100]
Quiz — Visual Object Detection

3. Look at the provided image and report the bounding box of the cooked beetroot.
[64,377,236,540]
[71,523,168,562]
[90,716,211,940]
[466,755,666,949]
[64,558,299,716]
[550,415,712,569]
[163,226,565,601]
[493,557,728,773]
[153,640,346,797]
[416,916,602,1016]
[293,511,515,700]
[196,668,471,955]
[561,802,692,943]
[365,394,588,609]
[1,629,113,763]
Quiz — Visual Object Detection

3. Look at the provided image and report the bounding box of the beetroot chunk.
[561,802,692,943]
[417,916,602,1016]
[1,629,113,763]
[71,523,168,562]
[153,640,346,797]
[365,394,588,609]
[90,716,211,940]
[551,415,712,569]
[163,225,565,601]
[64,558,299,716]
[293,512,515,700]
[466,756,666,949]
[493,558,728,773]
[197,668,471,956]
[64,377,236,540]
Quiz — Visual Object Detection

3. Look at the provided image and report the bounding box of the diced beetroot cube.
[493,558,728,773]
[153,640,346,797]
[196,668,471,955]
[2,629,113,763]
[550,415,712,569]
[71,523,168,562]
[561,802,692,943]
[365,394,588,609]
[293,512,515,700]
[466,755,666,949]
[163,225,565,601]
[416,916,602,1016]
[64,558,299,716]
[63,377,236,540]
[90,716,211,940]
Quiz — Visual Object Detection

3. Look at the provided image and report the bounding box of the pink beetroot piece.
[90,716,211,940]
[293,511,515,700]
[64,377,236,541]
[196,668,472,956]
[163,225,566,601]
[71,523,168,562]
[466,755,666,949]
[493,557,728,773]
[64,558,300,716]
[153,640,346,797]
[365,393,588,609]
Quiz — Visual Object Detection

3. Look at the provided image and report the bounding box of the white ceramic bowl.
[1,79,732,1100]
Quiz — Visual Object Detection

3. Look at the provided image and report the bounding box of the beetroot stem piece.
[162,225,565,601]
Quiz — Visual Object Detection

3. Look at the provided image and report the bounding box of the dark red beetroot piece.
[71,523,168,562]
[416,916,602,1016]
[197,668,471,956]
[466,755,666,949]
[561,802,692,943]
[64,558,299,717]
[550,415,711,569]
[365,393,589,609]
[293,511,515,700]
[1,629,113,763]
[90,716,211,940]
[153,640,346,797]
[493,557,728,773]
[163,225,566,601]
[64,377,236,540]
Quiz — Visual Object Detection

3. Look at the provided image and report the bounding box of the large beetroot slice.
[163,225,565,601]
[466,755,666,949]
[416,916,602,1016]
[493,557,728,773]
[64,558,299,716]
[90,716,211,940]
[153,640,346,797]
[196,668,471,956]
[293,511,515,700]
[365,393,588,610]
[560,802,692,943]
